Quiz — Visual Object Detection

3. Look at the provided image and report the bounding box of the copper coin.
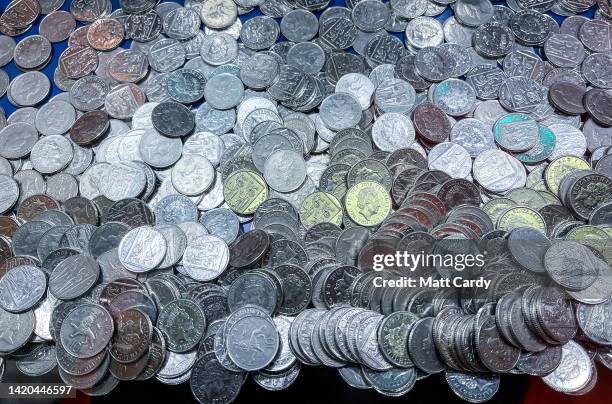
[412,103,451,144]
[548,82,586,116]
[17,194,60,221]
[69,110,110,145]
[87,18,125,51]
[583,88,612,127]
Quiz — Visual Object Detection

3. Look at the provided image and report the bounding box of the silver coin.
[432,78,476,116]
[443,16,475,47]
[182,234,230,281]
[0,36,16,67]
[264,149,307,193]
[0,174,19,214]
[0,122,38,159]
[427,142,472,179]
[30,135,73,174]
[582,53,612,89]
[320,93,362,131]
[199,208,240,244]
[0,265,46,312]
[281,9,319,42]
[372,112,415,152]
[14,35,52,70]
[454,0,493,27]
[548,123,587,160]
[542,340,592,393]
[241,16,279,50]
[498,76,544,112]
[14,170,45,204]
[104,83,146,120]
[171,155,215,196]
[200,32,238,66]
[544,33,585,68]
[157,350,197,379]
[59,303,113,359]
[204,73,244,110]
[49,254,100,300]
[155,224,188,268]
[100,161,147,201]
[148,38,186,73]
[405,16,444,49]
[35,100,77,136]
[335,73,375,110]
[450,118,495,157]
[473,149,524,193]
[183,132,225,167]
[286,42,326,75]
[118,226,167,273]
[0,308,35,352]
[163,7,201,40]
[226,314,279,371]
[200,0,238,29]
[195,103,236,135]
[138,130,183,168]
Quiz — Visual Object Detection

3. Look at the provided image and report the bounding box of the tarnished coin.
[493,113,539,153]
[158,299,206,353]
[110,308,152,363]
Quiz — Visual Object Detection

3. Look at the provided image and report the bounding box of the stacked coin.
[0,0,611,402]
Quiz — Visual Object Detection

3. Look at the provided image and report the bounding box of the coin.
[542,340,592,393]
[224,170,268,215]
[118,226,167,273]
[59,303,113,358]
[158,299,206,352]
[0,265,46,312]
[171,155,215,196]
[0,0,609,400]
[345,181,391,227]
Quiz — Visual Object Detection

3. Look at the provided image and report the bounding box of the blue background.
[0,0,597,119]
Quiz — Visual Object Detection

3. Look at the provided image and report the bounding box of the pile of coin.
[0,0,611,402]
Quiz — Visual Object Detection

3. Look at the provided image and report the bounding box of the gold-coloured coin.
[526,165,547,188]
[223,170,267,215]
[483,197,517,224]
[497,206,546,234]
[545,156,590,196]
[538,191,561,205]
[529,180,547,192]
[345,181,391,227]
[506,187,547,209]
[331,183,347,202]
[566,225,610,255]
[299,192,343,229]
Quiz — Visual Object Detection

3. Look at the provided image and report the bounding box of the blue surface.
[0,0,597,120]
